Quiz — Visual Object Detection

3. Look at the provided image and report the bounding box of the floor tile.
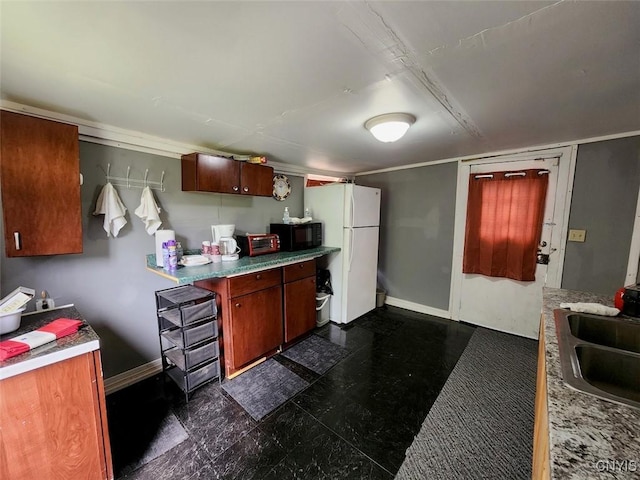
[173,382,258,461]
[108,306,476,479]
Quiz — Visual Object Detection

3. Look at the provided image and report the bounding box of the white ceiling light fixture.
[365,113,416,143]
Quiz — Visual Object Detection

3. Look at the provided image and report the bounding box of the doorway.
[450,147,575,339]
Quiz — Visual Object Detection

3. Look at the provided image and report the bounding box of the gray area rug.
[281,334,349,374]
[395,327,537,480]
[124,412,188,474]
[221,358,309,420]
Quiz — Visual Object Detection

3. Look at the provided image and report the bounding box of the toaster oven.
[236,234,280,257]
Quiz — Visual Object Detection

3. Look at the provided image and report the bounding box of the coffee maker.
[211,224,240,261]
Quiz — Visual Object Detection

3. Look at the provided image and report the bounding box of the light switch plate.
[568,229,586,242]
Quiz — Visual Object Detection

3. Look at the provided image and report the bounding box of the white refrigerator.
[304,183,381,324]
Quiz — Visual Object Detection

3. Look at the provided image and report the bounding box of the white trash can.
[376,288,386,308]
[316,293,331,327]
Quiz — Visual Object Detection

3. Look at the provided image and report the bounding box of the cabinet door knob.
[299,264,304,268]
[233,185,239,192]
[243,186,249,192]
[14,232,21,251]
[256,274,262,280]
[235,303,241,308]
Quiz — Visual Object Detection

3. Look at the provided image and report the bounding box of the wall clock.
[273,174,291,201]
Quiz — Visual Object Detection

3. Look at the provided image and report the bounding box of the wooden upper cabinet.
[0,111,83,257]
[240,162,274,196]
[181,153,274,197]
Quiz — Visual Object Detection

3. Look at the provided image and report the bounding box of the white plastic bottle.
[283,207,290,224]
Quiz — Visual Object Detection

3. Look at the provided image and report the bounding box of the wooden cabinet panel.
[228,268,281,297]
[283,259,316,283]
[181,153,239,194]
[0,110,83,257]
[230,285,283,368]
[240,162,274,196]
[0,351,113,480]
[284,276,317,343]
[532,315,550,480]
[181,152,274,197]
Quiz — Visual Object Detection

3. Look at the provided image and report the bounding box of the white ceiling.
[1,1,639,174]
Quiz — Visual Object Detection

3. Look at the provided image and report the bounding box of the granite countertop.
[146,246,341,284]
[0,305,100,380]
[542,288,640,479]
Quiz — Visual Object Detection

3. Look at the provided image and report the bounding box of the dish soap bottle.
[36,290,55,311]
[283,207,290,224]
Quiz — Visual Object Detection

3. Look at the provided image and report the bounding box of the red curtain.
[463,169,549,282]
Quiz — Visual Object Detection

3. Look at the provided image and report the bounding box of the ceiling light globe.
[365,113,416,143]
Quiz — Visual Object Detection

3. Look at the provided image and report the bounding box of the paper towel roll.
[155,230,175,267]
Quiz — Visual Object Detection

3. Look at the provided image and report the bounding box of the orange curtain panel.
[463,169,549,282]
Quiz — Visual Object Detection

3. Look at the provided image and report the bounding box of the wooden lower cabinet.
[0,351,113,480]
[532,315,550,480]
[230,285,283,368]
[196,259,317,377]
[283,260,316,343]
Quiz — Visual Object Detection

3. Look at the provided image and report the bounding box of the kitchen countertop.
[146,246,341,285]
[542,288,640,479]
[0,305,100,380]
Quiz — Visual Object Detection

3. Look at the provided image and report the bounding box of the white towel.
[134,186,162,235]
[559,302,620,316]
[93,182,127,237]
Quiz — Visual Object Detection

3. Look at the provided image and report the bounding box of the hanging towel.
[134,186,162,235]
[93,182,127,237]
[559,302,620,316]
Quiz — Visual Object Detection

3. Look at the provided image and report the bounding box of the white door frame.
[449,145,577,322]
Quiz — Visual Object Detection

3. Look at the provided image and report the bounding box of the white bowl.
[0,308,25,335]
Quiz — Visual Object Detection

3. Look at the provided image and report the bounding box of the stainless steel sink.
[568,313,640,353]
[554,309,640,409]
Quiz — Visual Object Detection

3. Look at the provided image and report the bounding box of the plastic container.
[0,308,25,335]
[283,207,290,224]
[316,293,330,327]
[376,288,386,308]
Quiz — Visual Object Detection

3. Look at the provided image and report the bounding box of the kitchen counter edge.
[145,246,341,284]
[542,287,640,479]
[0,305,100,380]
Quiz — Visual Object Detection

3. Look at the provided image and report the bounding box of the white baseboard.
[104,358,163,395]
[385,296,452,320]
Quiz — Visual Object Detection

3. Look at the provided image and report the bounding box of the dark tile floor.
[107,306,476,479]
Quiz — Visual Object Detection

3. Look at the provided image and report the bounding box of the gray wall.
[562,136,640,295]
[0,142,303,377]
[358,162,458,311]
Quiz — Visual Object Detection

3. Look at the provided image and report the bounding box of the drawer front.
[283,259,316,283]
[229,268,282,297]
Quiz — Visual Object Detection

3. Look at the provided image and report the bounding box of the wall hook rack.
[105,163,165,192]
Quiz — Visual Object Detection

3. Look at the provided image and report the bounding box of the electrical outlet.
[568,229,586,242]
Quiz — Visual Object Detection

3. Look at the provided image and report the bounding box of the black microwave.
[269,223,322,251]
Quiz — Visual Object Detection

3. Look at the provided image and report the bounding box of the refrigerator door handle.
[350,190,355,228]
[348,226,354,272]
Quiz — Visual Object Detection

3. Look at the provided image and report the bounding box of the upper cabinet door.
[240,162,274,197]
[0,111,83,257]
[182,153,240,194]
[182,153,274,197]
